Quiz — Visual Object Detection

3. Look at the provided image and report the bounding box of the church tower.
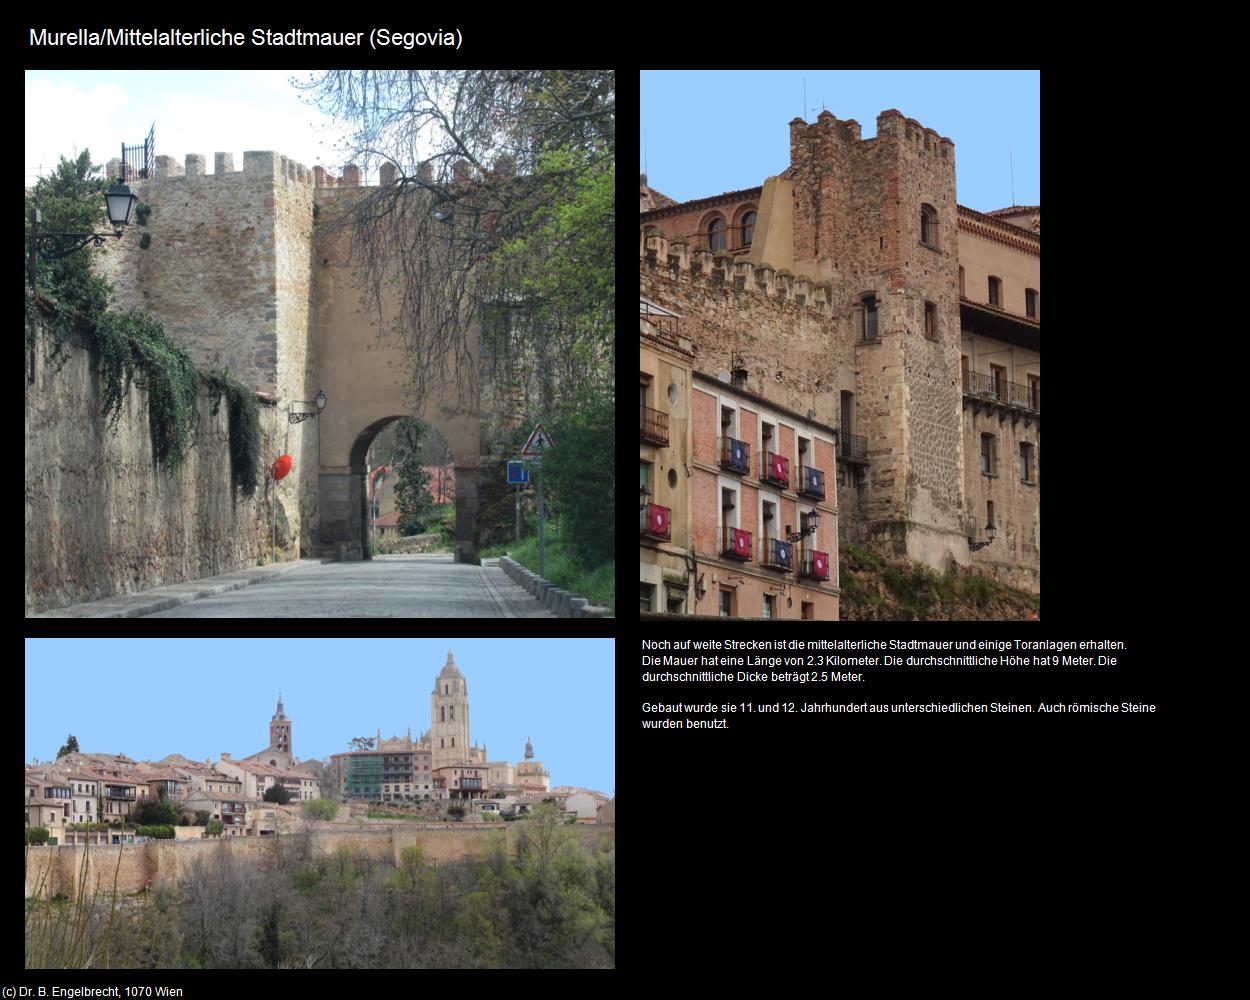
[430,650,470,770]
[270,693,292,757]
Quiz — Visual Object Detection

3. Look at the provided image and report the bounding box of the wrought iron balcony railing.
[798,465,825,500]
[721,526,752,561]
[962,371,1040,412]
[761,451,790,488]
[800,550,831,580]
[838,432,868,462]
[719,436,750,474]
[640,503,671,541]
[640,405,669,445]
[760,537,794,572]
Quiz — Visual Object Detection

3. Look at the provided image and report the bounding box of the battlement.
[105,152,367,187]
[640,234,834,316]
[874,109,954,155]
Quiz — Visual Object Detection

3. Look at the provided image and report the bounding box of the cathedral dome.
[438,649,462,678]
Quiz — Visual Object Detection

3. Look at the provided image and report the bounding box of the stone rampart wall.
[25,825,613,898]
[24,310,279,613]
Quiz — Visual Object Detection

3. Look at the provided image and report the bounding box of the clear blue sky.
[640,70,1039,214]
[25,639,615,796]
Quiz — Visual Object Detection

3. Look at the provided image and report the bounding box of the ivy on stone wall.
[93,310,202,469]
[203,368,262,497]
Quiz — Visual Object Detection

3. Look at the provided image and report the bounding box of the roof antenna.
[645,130,648,179]
[803,77,806,119]
[1010,148,1015,208]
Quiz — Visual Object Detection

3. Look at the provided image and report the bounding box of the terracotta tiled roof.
[986,205,1040,216]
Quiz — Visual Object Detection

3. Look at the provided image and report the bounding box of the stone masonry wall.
[787,110,966,572]
[639,238,852,433]
[24,309,279,614]
[94,151,318,557]
[25,825,614,898]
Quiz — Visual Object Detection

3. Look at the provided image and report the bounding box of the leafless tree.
[293,71,614,410]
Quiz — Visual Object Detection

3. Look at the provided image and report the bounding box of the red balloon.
[272,455,293,481]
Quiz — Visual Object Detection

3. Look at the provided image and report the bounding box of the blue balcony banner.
[775,540,792,569]
[806,467,822,493]
[729,439,748,471]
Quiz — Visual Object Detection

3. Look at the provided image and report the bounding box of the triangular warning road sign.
[521,423,555,456]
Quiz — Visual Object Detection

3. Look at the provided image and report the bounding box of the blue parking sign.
[507,461,529,484]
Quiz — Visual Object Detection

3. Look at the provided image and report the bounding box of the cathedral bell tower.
[430,650,470,770]
[270,693,292,756]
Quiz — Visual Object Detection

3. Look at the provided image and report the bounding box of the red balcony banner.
[771,453,789,484]
[811,551,829,579]
[732,528,751,558]
[648,504,669,538]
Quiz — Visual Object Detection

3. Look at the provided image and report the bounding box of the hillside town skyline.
[25,638,615,796]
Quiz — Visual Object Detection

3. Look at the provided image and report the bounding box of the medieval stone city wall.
[94,151,320,557]
[25,824,614,899]
[785,110,967,570]
[24,309,279,614]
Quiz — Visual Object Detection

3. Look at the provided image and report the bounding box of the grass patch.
[494,521,615,613]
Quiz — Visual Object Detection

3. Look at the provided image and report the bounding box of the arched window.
[920,204,938,248]
[449,706,454,721]
[988,276,1002,307]
[707,217,727,251]
[740,211,756,247]
[440,706,445,722]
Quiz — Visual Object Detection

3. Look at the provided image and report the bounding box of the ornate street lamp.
[288,391,328,424]
[27,177,138,288]
[786,509,821,544]
[968,522,997,552]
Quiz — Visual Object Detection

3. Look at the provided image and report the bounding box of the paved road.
[144,555,556,618]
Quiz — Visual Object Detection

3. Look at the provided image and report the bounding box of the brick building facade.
[640,108,1039,605]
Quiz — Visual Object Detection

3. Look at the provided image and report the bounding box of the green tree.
[25,826,51,845]
[25,150,114,320]
[56,735,80,759]
[392,418,434,536]
[206,819,224,838]
[193,810,210,827]
[263,784,292,805]
[133,798,178,827]
[348,736,376,752]
[543,384,614,567]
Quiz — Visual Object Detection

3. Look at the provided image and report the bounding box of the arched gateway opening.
[319,413,480,564]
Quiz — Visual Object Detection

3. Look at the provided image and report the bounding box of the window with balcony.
[639,377,668,445]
